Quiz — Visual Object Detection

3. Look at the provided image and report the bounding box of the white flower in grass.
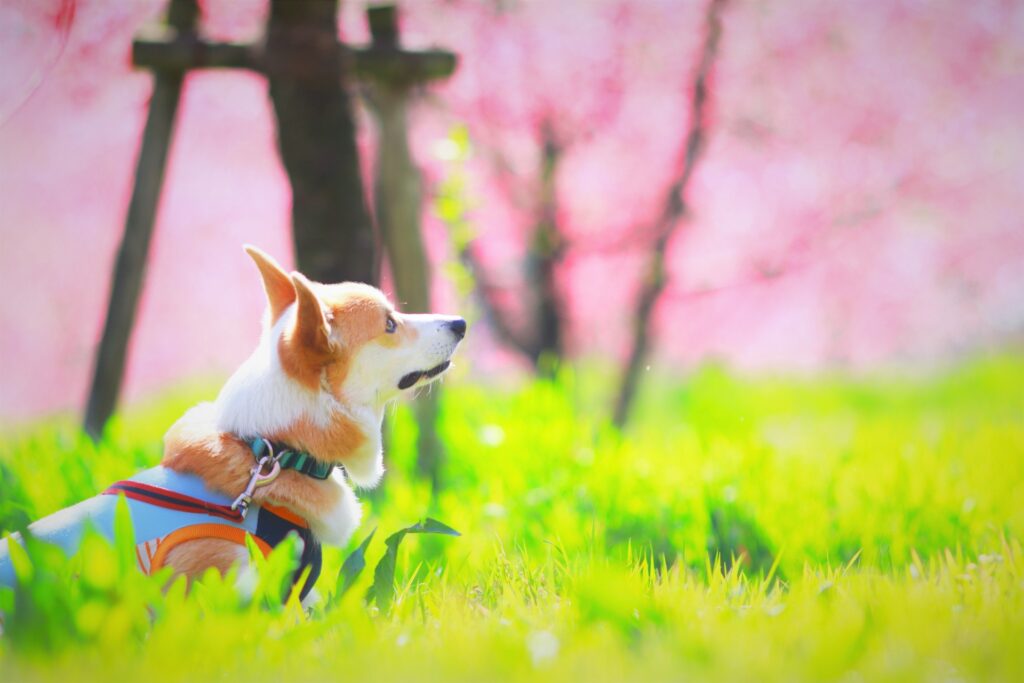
[526,630,559,666]
[479,424,505,446]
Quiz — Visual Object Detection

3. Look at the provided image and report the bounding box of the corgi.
[0,245,466,602]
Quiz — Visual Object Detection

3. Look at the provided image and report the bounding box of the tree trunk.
[266,0,376,285]
[464,124,566,373]
[612,0,726,428]
[527,125,565,372]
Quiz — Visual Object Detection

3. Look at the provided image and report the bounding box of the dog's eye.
[385,316,397,334]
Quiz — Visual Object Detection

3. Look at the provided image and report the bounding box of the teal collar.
[248,438,336,481]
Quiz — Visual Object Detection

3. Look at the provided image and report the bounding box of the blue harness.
[0,465,322,601]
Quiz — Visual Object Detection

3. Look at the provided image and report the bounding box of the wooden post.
[265,0,377,285]
[84,0,457,439]
[370,11,430,315]
[83,0,197,440]
[364,5,456,487]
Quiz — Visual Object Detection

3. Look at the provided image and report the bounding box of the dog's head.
[214,246,466,486]
[245,245,465,404]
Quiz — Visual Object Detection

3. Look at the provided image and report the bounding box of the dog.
[0,245,466,602]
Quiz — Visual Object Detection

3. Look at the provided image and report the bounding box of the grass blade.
[369,518,460,613]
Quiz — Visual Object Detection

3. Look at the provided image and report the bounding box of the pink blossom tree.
[1,0,1022,420]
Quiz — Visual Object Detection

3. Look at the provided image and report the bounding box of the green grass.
[1,356,1023,681]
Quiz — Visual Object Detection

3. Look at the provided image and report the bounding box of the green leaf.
[369,518,460,613]
[334,527,376,604]
[247,532,301,610]
[0,584,13,614]
[112,494,137,576]
[409,518,461,537]
[7,531,33,584]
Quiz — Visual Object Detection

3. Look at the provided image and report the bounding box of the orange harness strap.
[149,523,273,573]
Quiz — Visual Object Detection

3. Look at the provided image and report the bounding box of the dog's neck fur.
[160,305,376,547]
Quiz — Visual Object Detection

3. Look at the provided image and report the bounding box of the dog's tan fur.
[163,537,249,581]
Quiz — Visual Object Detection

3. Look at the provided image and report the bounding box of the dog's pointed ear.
[244,245,295,324]
[290,272,333,356]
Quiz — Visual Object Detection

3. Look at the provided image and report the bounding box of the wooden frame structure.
[84,0,455,440]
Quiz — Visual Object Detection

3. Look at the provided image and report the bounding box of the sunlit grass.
[2,355,1023,681]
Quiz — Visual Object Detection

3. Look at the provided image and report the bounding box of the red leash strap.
[103,481,244,523]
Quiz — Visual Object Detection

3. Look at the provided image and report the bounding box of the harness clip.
[231,453,282,518]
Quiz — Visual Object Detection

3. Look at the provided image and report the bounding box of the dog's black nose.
[448,318,467,340]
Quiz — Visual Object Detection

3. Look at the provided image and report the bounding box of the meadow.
[1,356,1022,681]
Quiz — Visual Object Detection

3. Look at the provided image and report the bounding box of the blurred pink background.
[1,0,1023,419]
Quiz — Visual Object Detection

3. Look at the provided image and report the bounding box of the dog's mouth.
[398,361,451,391]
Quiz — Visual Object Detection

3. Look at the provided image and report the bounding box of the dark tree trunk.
[528,126,565,372]
[612,0,726,428]
[464,123,567,373]
[266,0,377,285]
